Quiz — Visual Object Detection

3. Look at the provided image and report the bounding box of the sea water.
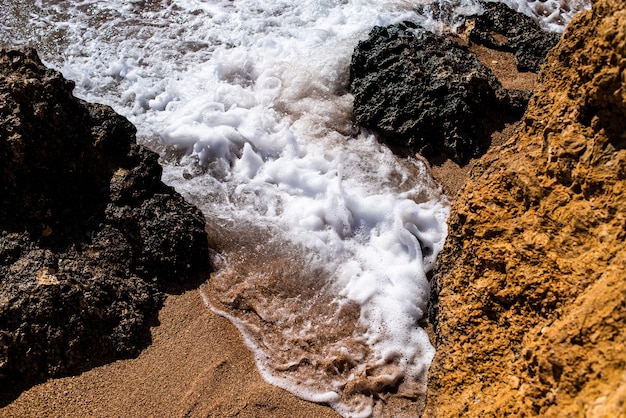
[0,0,589,416]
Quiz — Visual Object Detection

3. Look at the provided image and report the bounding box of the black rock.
[0,48,210,394]
[468,1,561,72]
[350,24,529,164]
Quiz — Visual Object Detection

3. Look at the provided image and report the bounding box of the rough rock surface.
[0,49,209,390]
[467,1,561,72]
[350,24,530,165]
[427,1,626,416]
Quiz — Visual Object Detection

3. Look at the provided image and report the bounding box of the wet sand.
[1,287,339,418]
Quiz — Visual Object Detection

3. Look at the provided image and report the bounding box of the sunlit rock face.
[427,0,626,416]
[0,49,209,389]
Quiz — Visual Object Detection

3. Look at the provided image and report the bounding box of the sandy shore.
[0,42,533,418]
[0,285,339,418]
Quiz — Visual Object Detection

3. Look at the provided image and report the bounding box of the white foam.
[3,0,589,416]
[495,0,591,31]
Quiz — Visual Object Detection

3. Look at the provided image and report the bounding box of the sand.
[0,43,532,418]
[0,284,339,418]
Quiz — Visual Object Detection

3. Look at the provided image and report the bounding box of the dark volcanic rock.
[350,24,529,165]
[0,48,210,391]
[468,1,561,72]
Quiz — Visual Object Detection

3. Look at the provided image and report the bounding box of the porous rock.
[350,24,530,165]
[0,48,210,390]
[427,0,626,416]
[467,1,561,72]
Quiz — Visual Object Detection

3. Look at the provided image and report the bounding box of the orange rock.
[427,0,626,416]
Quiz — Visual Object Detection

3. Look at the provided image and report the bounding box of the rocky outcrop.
[350,23,530,165]
[0,49,210,391]
[467,1,561,72]
[427,1,626,416]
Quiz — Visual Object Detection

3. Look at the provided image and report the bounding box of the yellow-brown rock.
[426,0,626,416]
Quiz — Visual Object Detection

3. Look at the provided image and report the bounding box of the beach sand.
[0,46,534,418]
[0,285,339,418]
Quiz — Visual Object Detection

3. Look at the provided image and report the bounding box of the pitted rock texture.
[350,24,530,165]
[427,1,626,416]
[467,1,561,72]
[0,49,209,390]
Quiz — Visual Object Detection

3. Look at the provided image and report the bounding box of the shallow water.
[0,0,589,416]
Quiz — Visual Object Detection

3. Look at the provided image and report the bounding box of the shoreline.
[0,42,533,418]
[1,287,339,418]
